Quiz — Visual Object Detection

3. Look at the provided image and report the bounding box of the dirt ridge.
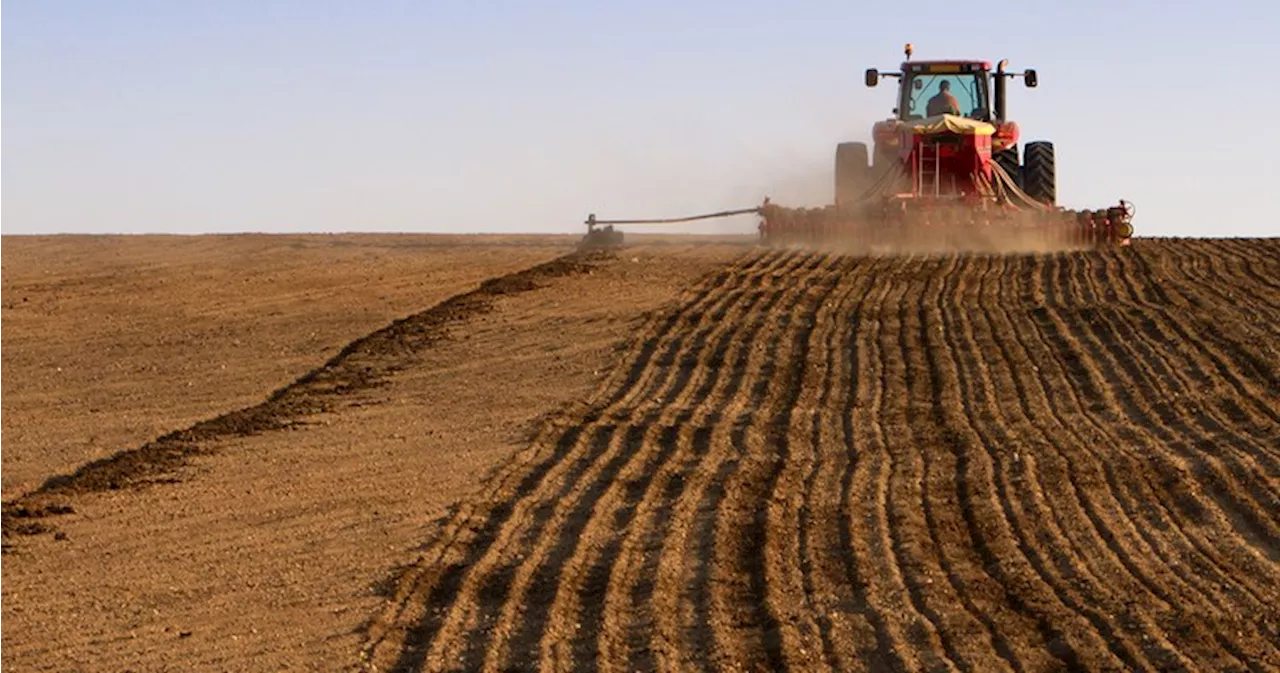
[1,250,607,547]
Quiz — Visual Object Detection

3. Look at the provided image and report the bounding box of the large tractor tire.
[835,141,870,206]
[994,146,1021,189]
[1022,140,1056,206]
[872,145,894,179]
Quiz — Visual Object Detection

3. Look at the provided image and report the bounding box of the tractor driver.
[926,80,961,117]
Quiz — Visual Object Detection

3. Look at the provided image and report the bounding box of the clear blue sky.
[4,0,1278,237]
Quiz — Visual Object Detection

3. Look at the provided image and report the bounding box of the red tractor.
[755,43,1134,248]
[580,44,1133,250]
[838,43,1048,206]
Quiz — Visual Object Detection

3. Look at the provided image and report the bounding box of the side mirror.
[865,69,879,87]
[1025,69,1038,88]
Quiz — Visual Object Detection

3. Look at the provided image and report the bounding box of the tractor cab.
[849,44,1042,202]
[865,44,1038,125]
[897,61,992,121]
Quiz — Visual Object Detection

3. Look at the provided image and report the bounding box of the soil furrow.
[1039,256,1219,667]
[362,249,784,670]
[911,254,1027,671]
[849,257,977,670]
[926,254,1065,671]
[672,253,833,670]
[768,258,874,671]
[593,250,771,408]
[416,264,759,669]
[885,266,962,670]
[460,252,809,671]
[348,239,1280,672]
[1091,249,1277,468]
[1130,248,1280,407]
[1051,252,1280,655]
[705,254,843,670]
[1212,239,1280,297]
[942,254,1144,671]
[980,254,1168,669]
[590,400,771,668]
[550,250,819,670]
[1109,262,1280,479]
[1023,251,1272,668]
[1111,249,1280,441]
[840,275,917,672]
[988,254,1216,669]
[11,237,1280,673]
[489,281,762,667]
[844,266,957,670]
[1085,253,1280,518]
[758,259,849,668]
[998,254,1272,667]
[1214,238,1280,271]
[1167,241,1280,324]
[1027,257,1279,668]
[1070,253,1280,568]
[804,256,894,672]
[1026,255,1280,628]
[536,253,815,672]
[1192,240,1280,313]
[1112,246,1280,424]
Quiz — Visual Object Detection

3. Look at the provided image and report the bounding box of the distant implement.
[583,43,1134,251]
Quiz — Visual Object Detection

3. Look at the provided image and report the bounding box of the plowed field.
[361,240,1279,672]
[4,236,1278,672]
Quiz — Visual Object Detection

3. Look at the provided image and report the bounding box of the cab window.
[903,73,987,120]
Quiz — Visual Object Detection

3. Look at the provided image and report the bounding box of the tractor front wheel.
[835,142,870,206]
[1022,141,1056,206]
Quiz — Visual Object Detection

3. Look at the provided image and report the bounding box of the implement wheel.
[579,226,624,250]
[1023,141,1056,206]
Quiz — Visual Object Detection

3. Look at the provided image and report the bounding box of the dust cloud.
[581,100,885,238]
[762,214,1093,257]
[840,228,1087,256]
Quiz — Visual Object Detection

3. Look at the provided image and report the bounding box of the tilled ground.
[3,236,1278,672]
[361,239,1280,672]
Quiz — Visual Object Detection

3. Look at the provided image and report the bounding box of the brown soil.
[4,235,1279,672]
[359,238,1280,672]
[0,233,749,671]
[1,234,577,499]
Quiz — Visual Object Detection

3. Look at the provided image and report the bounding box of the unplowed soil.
[0,234,575,499]
[3,236,1278,672]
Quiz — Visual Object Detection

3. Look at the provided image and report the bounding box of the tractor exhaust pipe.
[995,59,1008,122]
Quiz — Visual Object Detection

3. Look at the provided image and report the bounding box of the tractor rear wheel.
[994,147,1020,189]
[872,145,894,178]
[1023,141,1056,205]
[835,142,870,206]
